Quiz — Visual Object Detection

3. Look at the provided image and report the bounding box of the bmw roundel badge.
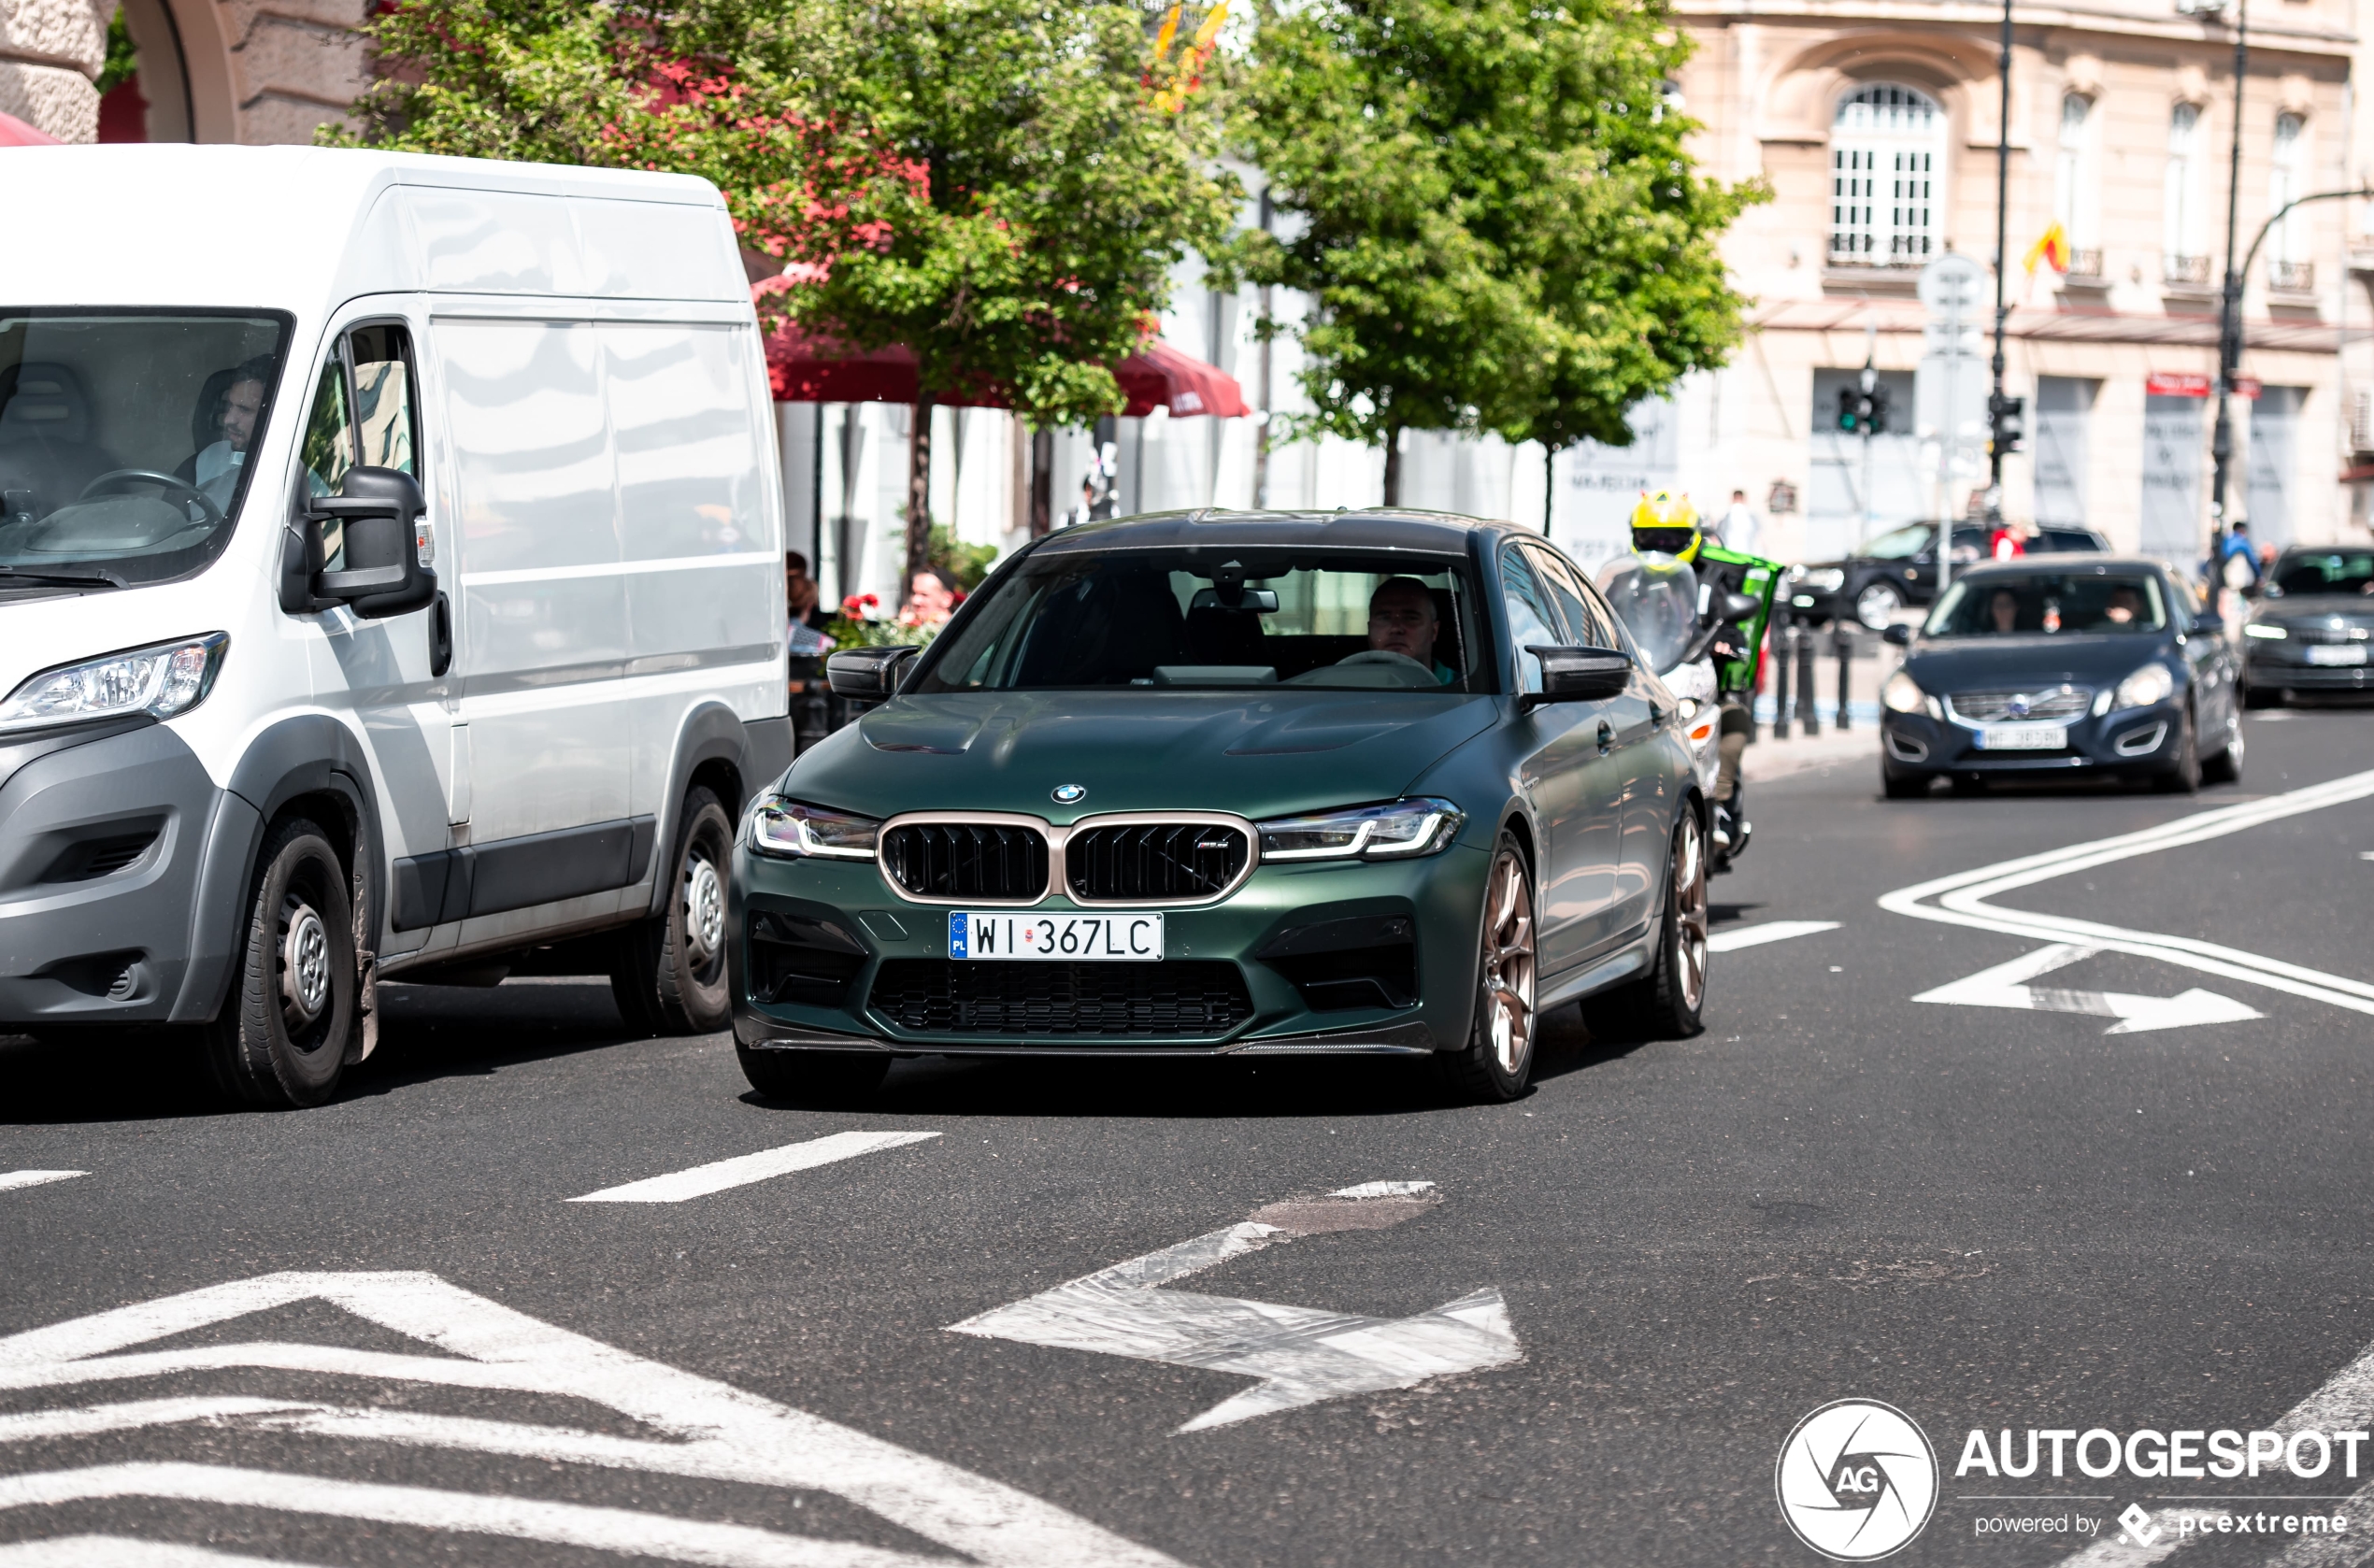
[1051,783,1087,805]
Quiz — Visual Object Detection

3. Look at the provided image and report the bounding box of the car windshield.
[1862,523,1933,560]
[912,549,1493,693]
[0,310,292,590]
[2271,551,2374,597]
[1926,572,2167,636]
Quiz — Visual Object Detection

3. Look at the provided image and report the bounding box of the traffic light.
[1837,387,1860,433]
[1838,383,1892,435]
[1866,382,1891,435]
[1990,392,2025,454]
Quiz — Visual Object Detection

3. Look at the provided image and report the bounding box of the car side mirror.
[1523,645,1630,708]
[827,644,919,699]
[1718,591,1760,623]
[304,467,436,619]
[2193,613,2224,636]
[1882,623,1913,647]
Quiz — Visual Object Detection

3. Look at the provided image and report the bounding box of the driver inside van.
[186,356,274,510]
[1355,577,1455,684]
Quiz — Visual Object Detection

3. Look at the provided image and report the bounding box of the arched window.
[1830,84,1945,267]
[2269,112,2307,277]
[2166,103,2204,279]
[2054,93,2099,260]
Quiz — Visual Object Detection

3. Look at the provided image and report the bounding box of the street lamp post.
[1988,0,2012,515]
[2206,0,2248,592]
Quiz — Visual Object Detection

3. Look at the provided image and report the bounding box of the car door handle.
[1596,720,1614,754]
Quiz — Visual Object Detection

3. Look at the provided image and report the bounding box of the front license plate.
[949,911,1164,961]
[1977,722,2067,750]
[2306,644,2368,666]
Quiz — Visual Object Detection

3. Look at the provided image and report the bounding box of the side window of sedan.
[1526,545,1615,648]
[1500,548,1566,694]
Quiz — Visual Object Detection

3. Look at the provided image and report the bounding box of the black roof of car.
[1948,555,2174,579]
[1028,508,1525,559]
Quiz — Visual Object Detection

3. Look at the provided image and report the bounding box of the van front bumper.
[0,720,249,1026]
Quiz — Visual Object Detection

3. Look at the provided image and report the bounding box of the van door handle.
[1596,720,1614,754]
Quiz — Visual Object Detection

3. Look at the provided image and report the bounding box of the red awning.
[759,313,1247,420]
[0,112,63,147]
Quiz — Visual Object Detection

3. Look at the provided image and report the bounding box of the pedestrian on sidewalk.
[1715,490,1761,556]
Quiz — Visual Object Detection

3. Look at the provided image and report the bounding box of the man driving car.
[189,356,273,510]
[1359,577,1455,684]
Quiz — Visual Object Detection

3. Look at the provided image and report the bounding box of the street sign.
[1916,252,1986,316]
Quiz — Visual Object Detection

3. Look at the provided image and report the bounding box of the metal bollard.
[1771,623,1794,740]
[1833,623,1855,733]
[1795,627,1821,735]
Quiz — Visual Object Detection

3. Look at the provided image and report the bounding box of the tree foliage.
[1228,0,1762,503]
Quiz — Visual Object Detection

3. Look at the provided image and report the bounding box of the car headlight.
[1801,568,1846,592]
[1256,797,1465,861]
[747,797,880,860]
[2243,623,2288,639]
[2112,663,2176,711]
[1881,669,1940,718]
[0,634,228,736]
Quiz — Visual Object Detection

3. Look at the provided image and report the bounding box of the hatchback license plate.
[2305,644,2368,666]
[1977,722,2067,750]
[950,911,1164,962]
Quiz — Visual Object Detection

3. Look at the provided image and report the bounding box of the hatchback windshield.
[914,550,1493,692]
[1926,572,2167,636]
[2271,550,2374,597]
[0,311,291,589]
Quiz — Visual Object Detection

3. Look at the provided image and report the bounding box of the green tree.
[1230,0,1761,507]
[336,0,1237,583]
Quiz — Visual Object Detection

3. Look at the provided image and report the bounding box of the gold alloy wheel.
[1480,846,1537,1074]
[1671,813,1709,1015]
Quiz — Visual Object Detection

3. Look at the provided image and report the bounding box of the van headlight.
[1881,669,1940,718]
[2112,663,2176,711]
[1256,797,1465,861]
[747,797,880,860]
[0,634,227,735]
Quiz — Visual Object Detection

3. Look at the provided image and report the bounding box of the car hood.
[1904,634,2174,691]
[779,690,1500,822]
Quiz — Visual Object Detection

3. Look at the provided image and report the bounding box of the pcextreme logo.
[1777,1399,1941,1561]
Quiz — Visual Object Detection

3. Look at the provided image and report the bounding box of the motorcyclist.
[1622,491,1782,865]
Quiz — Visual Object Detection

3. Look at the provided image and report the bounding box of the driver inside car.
[184,356,273,511]
[1354,576,1456,685]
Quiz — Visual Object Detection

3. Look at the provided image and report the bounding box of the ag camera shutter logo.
[1776,1399,1938,1560]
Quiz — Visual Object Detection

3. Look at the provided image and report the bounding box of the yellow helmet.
[1629,490,1702,562]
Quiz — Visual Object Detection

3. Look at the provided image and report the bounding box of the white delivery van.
[0,146,791,1106]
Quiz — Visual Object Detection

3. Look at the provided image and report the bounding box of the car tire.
[2152,706,2202,794]
[612,786,736,1036]
[1601,811,1710,1043]
[1881,765,1929,800]
[1854,581,1903,632]
[737,1044,891,1102]
[203,817,355,1109]
[1439,832,1538,1103]
[2201,716,2245,785]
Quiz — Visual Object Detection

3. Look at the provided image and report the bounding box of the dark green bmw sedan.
[728,509,1710,1102]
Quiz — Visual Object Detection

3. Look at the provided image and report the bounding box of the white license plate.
[949,911,1164,961]
[1976,722,2067,750]
[2306,644,2368,666]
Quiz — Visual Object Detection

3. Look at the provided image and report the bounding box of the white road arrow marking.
[948,1182,1520,1433]
[0,1271,1181,1568]
[568,1130,940,1203]
[1913,944,2264,1033]
[0,1172,83,1195]
[1707,920,1841,954]
[0,1539,321,1567]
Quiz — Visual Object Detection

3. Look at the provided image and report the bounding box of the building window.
[1830,84,1945,268]
[2268,112,2310,288]
[2055,93,2101,275]
[2165,103,2206,283]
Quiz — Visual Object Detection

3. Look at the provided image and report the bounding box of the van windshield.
[0,311,292,591]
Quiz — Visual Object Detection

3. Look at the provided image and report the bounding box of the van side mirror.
[279,468,436,619]
[827,644,919,699]
[1882,623,1913,647]
[1522,645,1631,708]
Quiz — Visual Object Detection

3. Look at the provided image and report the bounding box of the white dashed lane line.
[1707,920,1841,954]
[566,1130,940,1204]
[0,1173,84,1196]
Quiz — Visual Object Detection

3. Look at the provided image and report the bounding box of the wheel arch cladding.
[644,702,751,919]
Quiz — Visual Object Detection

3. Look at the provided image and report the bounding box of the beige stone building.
[1670,0,2374,566]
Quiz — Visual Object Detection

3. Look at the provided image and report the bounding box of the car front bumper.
[1878,700,2188,778]
[2243,648,2374,692]
[729,841,1492,1057]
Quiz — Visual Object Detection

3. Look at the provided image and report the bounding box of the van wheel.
[204,818,355,1108]
[737,1045,891,1102]
[612,786,735,1035]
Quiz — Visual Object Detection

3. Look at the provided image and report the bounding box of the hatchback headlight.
[1881,669,1940,718]
[2112,663,2176,711]
[1800,568,1846,592]
[2243,623,2287,639]
[0,634,227,736]
[747,797,880,860]
[1256,797,1465,861]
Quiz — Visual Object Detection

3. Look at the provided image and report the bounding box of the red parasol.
[0,112,64,147]
[760,315,1247,420]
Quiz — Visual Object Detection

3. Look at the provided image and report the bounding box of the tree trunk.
[1380,423,1402,507]
[1543,445,1554,534]
[905,393,935,589]
[1029,427,1054,535]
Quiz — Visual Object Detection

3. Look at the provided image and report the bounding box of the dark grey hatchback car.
[1877,559,2242,795]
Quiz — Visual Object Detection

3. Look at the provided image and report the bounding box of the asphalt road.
[3,705,2371,1568]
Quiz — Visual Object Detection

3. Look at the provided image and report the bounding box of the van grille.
[1065,823,1251,903]
[880,823,1049,902]
[867,959,1252,1037]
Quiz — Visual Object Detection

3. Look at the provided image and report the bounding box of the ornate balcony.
[2164,253,2213,286]
[2066,249,2104,279]
[2269,259,2315,292]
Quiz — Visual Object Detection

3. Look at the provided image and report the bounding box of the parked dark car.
[1786,522,2111,630]
[2238,547,2374,705]
[1877,558,2241,795]
[729,509,1711,1105]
